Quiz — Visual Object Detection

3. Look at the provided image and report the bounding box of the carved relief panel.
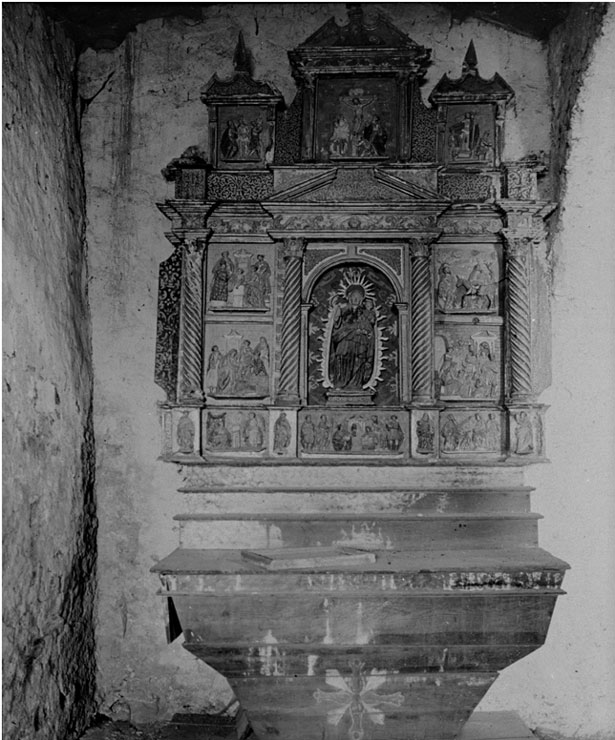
[435,244,502,314]
[314,77,397,161]
[443,104,495,166]
[206,244,274,313]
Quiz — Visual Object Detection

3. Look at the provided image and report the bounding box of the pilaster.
[276,237,307,405]
[177,234,210,404]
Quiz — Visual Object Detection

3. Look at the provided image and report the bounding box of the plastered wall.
[78,3,613,735]
[479,7,615,739]
[2,5,97,739]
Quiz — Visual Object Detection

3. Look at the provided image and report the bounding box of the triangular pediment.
[269,168,447,204]
[300,7,422,50]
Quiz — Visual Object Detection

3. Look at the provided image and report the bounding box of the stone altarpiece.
[153,10,567,740]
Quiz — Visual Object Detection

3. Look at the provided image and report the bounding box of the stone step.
[179,464,526,492]
[174,513,541,550]
[179,488,533,515]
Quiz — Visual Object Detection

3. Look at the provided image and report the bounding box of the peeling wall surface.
[77,2,614,736]
[2,5,97,740]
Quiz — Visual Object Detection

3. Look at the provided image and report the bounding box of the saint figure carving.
[328,289,376,389]
[176,411,195,454]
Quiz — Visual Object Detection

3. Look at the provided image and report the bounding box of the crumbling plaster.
[77,2,614,736]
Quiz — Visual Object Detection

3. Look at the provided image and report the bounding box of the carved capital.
[407,234,440,259]
[182,235,209,256]
[501,229,540,258]
[282,237,307,260]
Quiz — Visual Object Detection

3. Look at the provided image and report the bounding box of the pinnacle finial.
[462,40,478,76]
[346,3,364,25]
[233,31,253,76]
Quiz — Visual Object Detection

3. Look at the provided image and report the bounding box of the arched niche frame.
[302,256,404,407]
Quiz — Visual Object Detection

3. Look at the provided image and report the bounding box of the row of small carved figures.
[174,409,537,456]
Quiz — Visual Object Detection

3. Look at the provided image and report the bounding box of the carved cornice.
[266,201,448,240]
[497,200,557,235]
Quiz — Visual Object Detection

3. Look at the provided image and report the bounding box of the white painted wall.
[479,8,615,739]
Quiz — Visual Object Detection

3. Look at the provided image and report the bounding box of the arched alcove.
[306,261,401,407]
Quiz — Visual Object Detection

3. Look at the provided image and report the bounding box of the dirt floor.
[79,713,244,740]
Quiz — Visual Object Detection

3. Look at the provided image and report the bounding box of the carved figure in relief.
[210,251,234,302]
[176,411,195,454]
[220,120,238,158]
[438,336,499,400]
[315,414,332,449]
[209,332,269,398]
[210,250,271,310]
[436,257,497,313]
[206,346,222,394]
[300,415,316,451]
[385,415,404,452]
[447,111,490,162]
[299,412,404,455]
[514,411,534,454]
[486,413,500,451]
[441,415,459,452]
[273,413,292,453]
[220,113,270,162]
[329,288,376,389]
[329,115,350,156]
[440,413,500,453]
[332,424,352,452]
[243,412,265,449]
[416,413,435,454]
[328,88,387,159]
[437,263,457,311]
[206,411,266,452]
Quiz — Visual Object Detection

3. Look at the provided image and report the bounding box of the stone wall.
[78,2,554,724]
[2,5,97,740]
[479,6,615,738]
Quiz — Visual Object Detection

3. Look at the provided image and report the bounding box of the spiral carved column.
[502,230,535,403]
[276,238,306,405]
[409,237,436,404]
[178,237,207,403]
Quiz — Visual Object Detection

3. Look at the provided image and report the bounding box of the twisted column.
[276,238,306,405]
[178,237,206,402]
[409,237,436,404]
[502,230,535,402]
